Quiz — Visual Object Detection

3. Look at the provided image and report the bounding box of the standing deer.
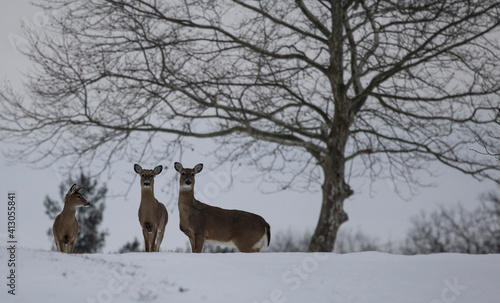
[53,184,91,253]
[174,162,271,253]
[134,164,168,252]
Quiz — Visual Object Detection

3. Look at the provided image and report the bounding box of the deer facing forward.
[174,162,271,253]
[134,164,168,252]
[53,184,91,253]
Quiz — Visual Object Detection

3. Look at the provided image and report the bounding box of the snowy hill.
[2,248,499,303]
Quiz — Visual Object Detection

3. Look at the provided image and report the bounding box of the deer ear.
[154,165,163,175]
[174,162,183,172]
[194,163,203,174]
[68,184,77,195]
[134,164,142,174]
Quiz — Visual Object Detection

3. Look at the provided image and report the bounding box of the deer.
[52,184,91,253]
[174,162,271,253]
[134,164,168,252]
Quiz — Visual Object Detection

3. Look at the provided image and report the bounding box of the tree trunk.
[306,0,354,253]
[308,153,353,252]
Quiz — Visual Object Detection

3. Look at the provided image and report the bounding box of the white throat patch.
[179,185,193,192]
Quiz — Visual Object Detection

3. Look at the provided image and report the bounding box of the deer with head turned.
[174,162,271,253]
[134,164,168,252]
[53,184,91,253]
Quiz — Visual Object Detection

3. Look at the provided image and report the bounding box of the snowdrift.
[1,248,499,302]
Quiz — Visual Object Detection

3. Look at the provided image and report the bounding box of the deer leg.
[191,234,205,253]
[234,236,261,253]
[61,235,70,253]
[142,228,151,252]
[155,228,164,252]
[151,228,158,252]
[234,243,258,253]
[69,241,75,254]
[239,246,260,253]
[188,237,196,252]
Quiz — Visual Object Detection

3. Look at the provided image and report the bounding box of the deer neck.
[61,199,79,215]
[178,188,198,209]
[140,187,156,206]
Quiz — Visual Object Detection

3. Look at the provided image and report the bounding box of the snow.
[2,248,499,303]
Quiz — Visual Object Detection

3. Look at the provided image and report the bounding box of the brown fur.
[175,162,270,253]
[53,184,90,253]
[134,164,168,252]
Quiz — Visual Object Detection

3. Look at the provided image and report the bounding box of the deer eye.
[141,174,145,177]
[77,195,81,199]
[191,173,194,177]
[182,172,186,176]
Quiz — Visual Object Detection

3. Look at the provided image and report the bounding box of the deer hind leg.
[234,233,265,253]
[234,241,260,253]
[240,247,260,253]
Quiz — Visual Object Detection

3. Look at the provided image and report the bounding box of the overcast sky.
[0,1,497,253]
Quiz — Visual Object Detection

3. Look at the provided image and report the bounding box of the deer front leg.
[151,229,158,252]
[155,228,164,252]
[191,234,205,253]
[142,228,152,252]
[69,241,75,254]
[63,243,69,253]
[54,239,61,252]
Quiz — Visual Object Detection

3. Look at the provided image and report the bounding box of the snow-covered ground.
[1,248,499,303]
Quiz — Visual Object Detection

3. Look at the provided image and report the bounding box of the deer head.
[174,162,203,191]
[134,164,163,190]
[64,184,90,209]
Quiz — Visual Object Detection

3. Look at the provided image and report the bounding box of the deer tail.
[265,222,271,247]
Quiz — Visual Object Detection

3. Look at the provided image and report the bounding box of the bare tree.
[475,109,500,160]
[1,0,500,252]
[402,193,500,254]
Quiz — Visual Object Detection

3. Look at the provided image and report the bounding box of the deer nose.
[185,179,192,185]
[144,180,151,186]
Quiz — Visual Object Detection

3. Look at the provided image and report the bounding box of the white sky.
[0,1,497,253]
